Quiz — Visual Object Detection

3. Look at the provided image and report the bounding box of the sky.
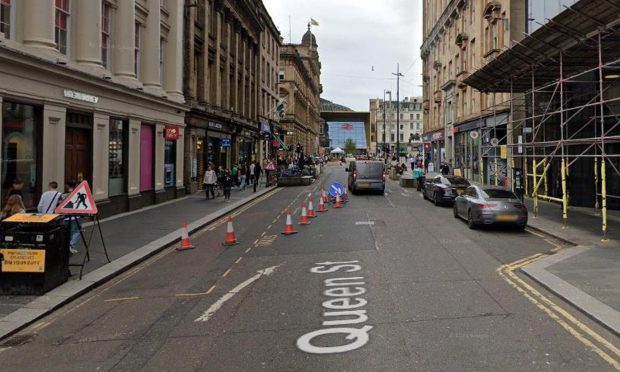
[263,0,424,112]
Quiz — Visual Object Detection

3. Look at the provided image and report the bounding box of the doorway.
[65,114,92,185]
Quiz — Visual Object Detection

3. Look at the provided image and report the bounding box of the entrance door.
[140,124,154,191]
[65,127,92,184]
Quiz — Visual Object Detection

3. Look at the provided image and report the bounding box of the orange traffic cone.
[318,196,328,212]
[222,216,239,246]
[299,202,312,225]
[282,209,298,235]
[334,193,343,208]
[177,221,195,251]
[342,187,349,202]
[307,195,317,218]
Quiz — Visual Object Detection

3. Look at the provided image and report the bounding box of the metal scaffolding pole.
[597,33,608,241]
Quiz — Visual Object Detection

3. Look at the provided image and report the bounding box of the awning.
[464,0,620,93]
[330,147,344,154]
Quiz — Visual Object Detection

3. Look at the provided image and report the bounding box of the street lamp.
[392,64,404,163]
[386,90,392,161]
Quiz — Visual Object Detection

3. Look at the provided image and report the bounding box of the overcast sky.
[263,0,423,112]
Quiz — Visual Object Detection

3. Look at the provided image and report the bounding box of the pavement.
[0,177,278,340]
[520,196,620,336]
[0,165,618,370]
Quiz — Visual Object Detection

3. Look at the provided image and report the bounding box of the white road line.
[194,265,280,322]
[355,221,375,225]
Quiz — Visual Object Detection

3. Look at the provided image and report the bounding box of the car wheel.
[467,210,477,229]
[515,224,526,232]
[453,205,459,219]
[423,190,428,200]
[433,192,440,206]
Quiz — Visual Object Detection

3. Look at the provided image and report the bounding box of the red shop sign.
[164,126,180,141]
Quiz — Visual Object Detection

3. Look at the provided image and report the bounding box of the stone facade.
[421,0,525,177]
[371,97,423,157]
[279,26,322,156]
[0,0,186,217]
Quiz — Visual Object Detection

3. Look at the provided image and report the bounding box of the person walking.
[231,163,239,187]
[239,163,247,191]
[37,181,62,214]
[253,160,262,192]
[60,181,81,254]
[203,165,217,200]
[221,170,233,202]
[1,194,25,221]
[249,161,256,186]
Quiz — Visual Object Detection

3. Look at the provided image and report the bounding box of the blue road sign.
[221,138,231,148]
[328,182,345,197]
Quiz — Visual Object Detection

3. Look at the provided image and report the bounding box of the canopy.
[330,147,344,154]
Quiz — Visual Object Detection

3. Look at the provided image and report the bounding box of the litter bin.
[0,213,70,295]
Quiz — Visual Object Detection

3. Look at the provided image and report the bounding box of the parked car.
[346,160,385,195]
[453,185,528,230]
[423,174,470,205]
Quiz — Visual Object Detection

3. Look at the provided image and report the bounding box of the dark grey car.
[453,185,528,230]
[346,160,385,194]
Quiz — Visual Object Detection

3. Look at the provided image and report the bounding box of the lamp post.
[386,90,392,159]
[382,90,386,162]
[393,64,404,163]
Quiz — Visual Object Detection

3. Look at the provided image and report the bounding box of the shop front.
[423,129,445,170]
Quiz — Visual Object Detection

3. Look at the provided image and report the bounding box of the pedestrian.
[1,194,25,221]
[231,163,239,186]
[61,180,80,254]
[427,161,435,173]
[221,170,233,202]
[239,163,247,191]
[440,162,450,175]
[203,165,217,200]
[253,160,262,192]
[5,178,24,205]
[37,181,62,214]
[249,161,256,186]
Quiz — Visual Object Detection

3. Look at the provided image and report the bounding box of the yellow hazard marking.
[222,268,232,277]
[175,285,216,297]
[498,254,620,370]
[104,296,140,302]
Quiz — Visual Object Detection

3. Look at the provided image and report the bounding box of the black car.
[423,175,470,206]
[346,160,385,195]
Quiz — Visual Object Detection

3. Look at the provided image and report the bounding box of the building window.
[101,2,111,68]
[410,113,414,119]
[0,0,11,39]
[164,140,176,187]
[55,0,70,55]
[109,119,127,196]
[279,69,285,81]
[390,134,395,142]
[2,101,43,209]
[410,123,413,130]
[134,22,141,78]
[400,133,404,142]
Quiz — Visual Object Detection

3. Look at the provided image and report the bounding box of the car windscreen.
[481,189,518,199]
[357,163,384,178]
[442,176,469,185]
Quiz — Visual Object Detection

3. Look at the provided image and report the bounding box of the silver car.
[453,185,528,230]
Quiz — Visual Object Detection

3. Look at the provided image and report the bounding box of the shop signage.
[0,249,46,273]
[500,145,507,159]
[523,127,533,134]
[63,89,99,104]
[221,138,232,148]
[424,143,431,150]
[164,126,180,141]
[490,137,499,147]
[208,122,224,130]
[260,120,271,133]
[470,131,479,140]
[431,131,444,141]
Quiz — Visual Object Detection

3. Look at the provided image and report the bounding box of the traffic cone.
[342,187,349,202]
[281,209,298,235]
[334,193,343,208]
[299,202,312,225]
[222,216,239,246]
[307,195,317,218]
[318,196,328,212]
[177,221,194,251]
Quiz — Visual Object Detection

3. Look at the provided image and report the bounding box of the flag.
[310,18,319,26]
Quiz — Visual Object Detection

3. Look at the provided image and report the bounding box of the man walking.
[253,160,262,193]
[37,181,61,214]
[203,165,217,200]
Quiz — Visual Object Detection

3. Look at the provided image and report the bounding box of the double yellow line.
[498,254,620,370]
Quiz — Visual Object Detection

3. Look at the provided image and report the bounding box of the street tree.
[344,138,356,155]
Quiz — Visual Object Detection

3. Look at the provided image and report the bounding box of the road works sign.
[55,181,98,215]
[0,249,46,273]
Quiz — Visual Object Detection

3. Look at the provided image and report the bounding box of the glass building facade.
[527,0,578,33]
[327,121,367,151]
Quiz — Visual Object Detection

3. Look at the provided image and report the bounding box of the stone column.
[155,123,165,192]
[21,0,56,51]
[74,0,103,69]
[215,11,223,106]
[92,113,109,201]
[176,131,185,189]
[127,119,141,196]
[165,0,185,103]
[142,0,163,96]
[112,0,139,86]
[241,37,247,118]
[42,104,67,190]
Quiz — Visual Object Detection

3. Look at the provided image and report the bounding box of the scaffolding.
[463,0,620,241]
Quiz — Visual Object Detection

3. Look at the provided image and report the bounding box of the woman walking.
[221,170,233,202]
[203,165,217,200]
[1,194,25,221]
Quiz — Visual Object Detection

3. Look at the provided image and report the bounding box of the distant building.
[320,99,370,155]
[279,25,322,155]
[371,97,423,157]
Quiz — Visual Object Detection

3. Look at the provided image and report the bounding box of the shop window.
[108,119,127,196]
[1,101,42,210]
[160,38,166,87]
[55,0,70,55]
[164,140,176,187]
[101,2,111,68]
[0,0,11,39]
[135,22,141,78]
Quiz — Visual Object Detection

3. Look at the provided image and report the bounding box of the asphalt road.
[1,165,619,371]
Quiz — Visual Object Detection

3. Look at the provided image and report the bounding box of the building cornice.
[421,0,466,57]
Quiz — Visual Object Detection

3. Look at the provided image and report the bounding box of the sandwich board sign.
[55,181,98,215]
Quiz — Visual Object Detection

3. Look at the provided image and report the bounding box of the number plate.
[496,214,517,222]
[456,189,464,195]
[356,182,369,187]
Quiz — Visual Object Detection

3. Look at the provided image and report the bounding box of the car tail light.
[479,203,497,209]
[383,173,386,181]
[353,171,357,180]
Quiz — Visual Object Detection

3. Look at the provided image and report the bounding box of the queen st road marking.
[498,254,620,370]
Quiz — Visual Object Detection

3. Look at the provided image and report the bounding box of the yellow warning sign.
[0,249,46,273]
[3,213,59,223]
[500,145,507,159]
